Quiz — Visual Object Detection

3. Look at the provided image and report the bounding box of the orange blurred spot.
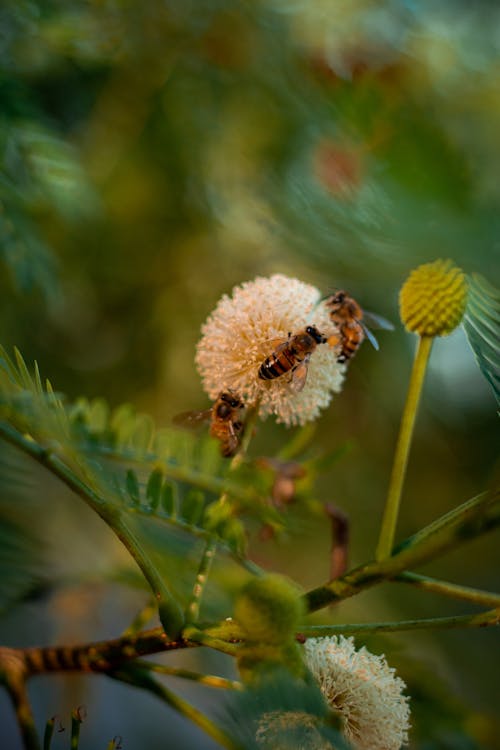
[313,140,363,195]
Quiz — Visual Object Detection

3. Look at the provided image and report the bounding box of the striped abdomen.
[258,345,299,380]
[337,321,364,362]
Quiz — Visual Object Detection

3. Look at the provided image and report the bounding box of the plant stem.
[182,626,240,656]
[184,401,261,624]
[230,400,260,472]
[0,648,40,750]
[306,489,499,612]
[185,537,218,624]
[70,708,83,750]
[43,717,56,750]
[22,629,189,675]
[111,666,244,750]
[301,608,500,637]
[8,686,40,750]
[18,620,241,679]
[122,599,158,636]
[134,660,243,689]
[394,572,500,608]
[376,335,433,560]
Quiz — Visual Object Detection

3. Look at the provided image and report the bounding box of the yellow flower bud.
[399,259,467,337]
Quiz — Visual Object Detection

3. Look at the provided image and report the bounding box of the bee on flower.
[195,274,346,426]
[257,325,328,392]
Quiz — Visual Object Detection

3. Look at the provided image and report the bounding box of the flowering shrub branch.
[0,264,498,749]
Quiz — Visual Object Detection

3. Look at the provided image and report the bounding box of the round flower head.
[304,636,410,750]
[399,259,467,337]
[195,274,345,426]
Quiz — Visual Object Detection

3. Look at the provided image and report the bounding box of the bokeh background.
[0,1,499,748]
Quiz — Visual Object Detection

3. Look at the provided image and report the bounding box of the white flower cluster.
[304,636,410,750]
[195,274,345,426]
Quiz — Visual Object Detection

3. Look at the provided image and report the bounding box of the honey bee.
[258,325,327,393]
[325,290,393,363]
[173,391,246,458]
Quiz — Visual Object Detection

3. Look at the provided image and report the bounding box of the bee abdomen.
[338,340,359,363]
[258,352,294,380]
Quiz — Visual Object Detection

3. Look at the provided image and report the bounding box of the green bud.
[234,574,304,644]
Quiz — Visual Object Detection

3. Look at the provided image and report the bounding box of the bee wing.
[363,311,395,331]
[261,337,291,355]
[173,409,212,429]
[290,358,309,393]
[361,322,380,351]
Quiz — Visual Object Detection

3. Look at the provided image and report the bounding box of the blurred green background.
[0,1,499,748]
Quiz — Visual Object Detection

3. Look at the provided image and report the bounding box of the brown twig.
[0,647,40,750]
[22,629,189,676]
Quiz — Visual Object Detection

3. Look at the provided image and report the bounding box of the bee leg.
[289,357,309,393]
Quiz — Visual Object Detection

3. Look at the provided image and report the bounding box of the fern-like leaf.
[0,347,265,624]
[462,274,500,407]
[0,445,46,616]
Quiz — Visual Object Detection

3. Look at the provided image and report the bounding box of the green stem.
[394,572,500,608]
[183,626,240,656]
[376,335,433,560]
[306,489,499,612]
[202,619,245,642]
[122,599,158,637]
[233,401,260,467]
[43,718,56,750]
[185,537,218,624]
[184,402,261,624]
[301,608,500,637]
[111,666,244,750]
[134,660,243,689]
[70,709,83,750]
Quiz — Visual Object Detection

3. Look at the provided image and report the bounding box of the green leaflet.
[0,345,262,626]
[219,671,351,750]
[462,274,500,407]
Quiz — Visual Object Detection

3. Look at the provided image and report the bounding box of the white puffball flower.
[195,274,345,426]
[305,636,410,750]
